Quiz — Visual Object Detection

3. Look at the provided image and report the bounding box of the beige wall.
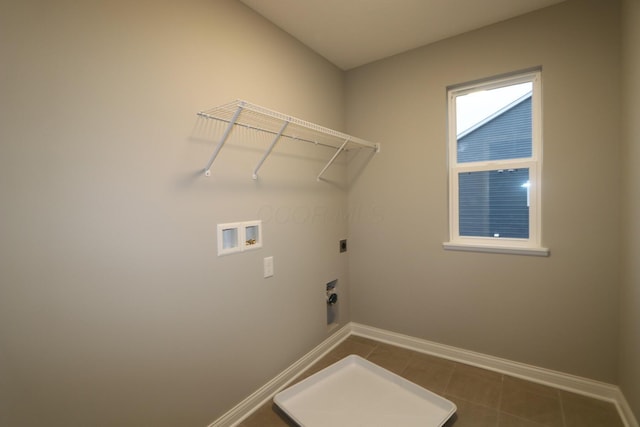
[620,0,640,417]
[0,1,350,426]
[2,0,637,425]
[346,0,622,383]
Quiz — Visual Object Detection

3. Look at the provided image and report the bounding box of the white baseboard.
[207,324,351,427]
[619,392,640,427]
[208,322,638,427]
[350,322,639,427]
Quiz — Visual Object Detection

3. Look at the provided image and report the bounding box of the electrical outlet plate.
[264,256,274,278]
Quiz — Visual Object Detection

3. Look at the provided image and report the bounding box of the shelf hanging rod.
[203,103,244,177]
[317,138,350,181]
[252,121,289,180]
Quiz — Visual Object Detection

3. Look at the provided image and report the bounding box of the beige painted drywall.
[0,1,350,426]
[2,0,636,425]
[620,0,640,418]
[346,0,622,383]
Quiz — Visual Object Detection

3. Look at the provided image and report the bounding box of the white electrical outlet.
[263,256,274,278]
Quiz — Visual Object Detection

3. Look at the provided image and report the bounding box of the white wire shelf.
[197,100,380,181]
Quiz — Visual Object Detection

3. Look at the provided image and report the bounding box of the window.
[444,70,548,256]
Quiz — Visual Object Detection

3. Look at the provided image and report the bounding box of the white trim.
[208,322,638,427]
[350,323,638,427]
[619,392,640,427]
[207,324,351,427]
[449,69,540,96]
[448,70,543,250]
[442,241,550,256]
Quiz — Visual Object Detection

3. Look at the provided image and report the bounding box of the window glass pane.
[458,169,530,238]
[456,82,532,163]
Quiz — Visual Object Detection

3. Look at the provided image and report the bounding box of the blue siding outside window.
[458,169,529,238]
[457,96,532,238]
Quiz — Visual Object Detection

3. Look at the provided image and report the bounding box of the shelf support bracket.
[317,138,349,181]
[252,120,289,180]
[203,103,244,177]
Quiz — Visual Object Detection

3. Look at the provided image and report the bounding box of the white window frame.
[443,70,549,256]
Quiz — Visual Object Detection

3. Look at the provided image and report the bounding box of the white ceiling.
[240,0,565,70]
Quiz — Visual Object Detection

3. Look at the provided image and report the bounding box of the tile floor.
[238,336,624,427]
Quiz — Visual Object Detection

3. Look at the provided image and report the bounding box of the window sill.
[442,242,550,257]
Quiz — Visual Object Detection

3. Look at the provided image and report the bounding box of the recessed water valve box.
[217,220,262,256]
[217,222,242,256]
[243,221,262,250]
